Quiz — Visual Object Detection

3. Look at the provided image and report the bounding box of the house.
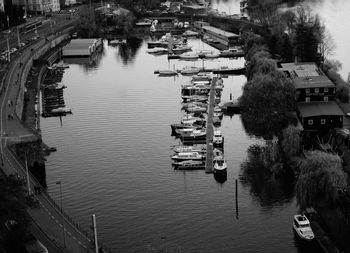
[280,62,344,131]
[201,25,240,46]
[298,101,344,131]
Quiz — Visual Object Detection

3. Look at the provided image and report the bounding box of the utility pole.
[92,214,99,253]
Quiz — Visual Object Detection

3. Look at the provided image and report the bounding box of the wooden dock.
[205,77,217,173]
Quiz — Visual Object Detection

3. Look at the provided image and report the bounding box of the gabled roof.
[202,26,239,38]
[280,62,321,77]
[293,75,335,89]
[298,101,344,117]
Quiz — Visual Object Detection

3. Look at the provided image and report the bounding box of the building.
[280,62,344,131]
[181,4,207,15]
[202,25,240,46]
[12,0,60,13]
[298,101,344,131]
[193,21,209,31]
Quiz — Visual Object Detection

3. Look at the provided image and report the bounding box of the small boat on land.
[293,214,315,241]
[213,157,227,174]
[171,152,205,161]
[179,52,199,60]
[173,160,205,170]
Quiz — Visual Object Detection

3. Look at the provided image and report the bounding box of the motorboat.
[293,214,315,241]
[50,107,72,115]
[221,100,240,113]
[172,145,206,154]
[110,39,127,45]
[213,130,223,146]
[156,70,178,76]
[213,116,221,126]
[171,152,205,161]
[179,129,206,141]
[171,123,203,136]
[198,50,220,59]
[180,66,201,75]
[220,47,244,57]
[192,73,212,82]
[213,157,227,174]
[182,102,208,110]
[185,105,207,114]
[182,30,199,37]
[173,160,205,170]
[182,95,208,103]
[179,52,199,60]
[213,107,223,118]
[172,45,192,54]
[146,47,168,55]
[182,85,210,97]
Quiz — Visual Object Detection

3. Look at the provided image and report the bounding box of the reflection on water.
[115,37,143,64]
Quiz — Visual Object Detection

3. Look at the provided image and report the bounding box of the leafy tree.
[295,151,347,211]
[240,73,296,139]
[246,51,276,80]
[280,125,301,159]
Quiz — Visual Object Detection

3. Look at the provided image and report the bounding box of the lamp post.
[56,181,66,248]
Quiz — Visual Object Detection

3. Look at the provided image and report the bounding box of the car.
[24,235,49,253]
[346,112,350,117]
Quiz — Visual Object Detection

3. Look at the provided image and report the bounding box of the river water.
[39,1,350,252]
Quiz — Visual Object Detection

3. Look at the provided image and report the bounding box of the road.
[0,15,97,253]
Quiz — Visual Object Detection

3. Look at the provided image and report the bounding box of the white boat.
[192,73,212,82]
[186,105,207,113]
[52,61,69,69]
[172,145,206,153]
[173,160,204,170]
[146,47,168,55]
[51,107,72,114]
[182,30,199,37]
[293,215,315,241]
[180,66,201,75]
[183,95,208,103]
[213,157,227,173]
[198,50,220,59]
[179,52,199,60]
[172,45,192,54]
[171,152,205,161]
[213,130,223,146]
[220,47,244,57]
[110,39,127,45]
[180,129,206,141]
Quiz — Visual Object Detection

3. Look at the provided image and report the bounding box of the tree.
[246,50,276,80]
[240,73,296,139]
[295,151,347,211]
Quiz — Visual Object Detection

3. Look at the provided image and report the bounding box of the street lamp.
[55,181,66,248]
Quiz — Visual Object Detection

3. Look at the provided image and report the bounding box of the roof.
[202,26,239,38]
[298,101,344,117]
[280,62,322,78]
[293,75,335,89]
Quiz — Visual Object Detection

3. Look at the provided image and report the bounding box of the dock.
[168,52,245,60]
[205,77,217,173]
[175,67,245,75]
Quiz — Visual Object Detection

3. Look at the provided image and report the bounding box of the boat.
[185,105,207,114]
[221,100,240,113]
[51,61,69,69]
[293,214,315,241]
[192,73,212,82]
[183,95,208,103]
[213,106,223,118]
[179,128,206,141]
[155,70,178,76]
[213,66,246,75]
[182,30,199,37]
[110,39,127,45]
[219,47,245,57]
[135,19,153,26]
[213,116,221,126]
[173,160,205,170]
[213,157,227,174]
[213,130,223,146]
[171,45,192,54]
[198,50,220,59]
[179,52,199,60]
[172,144,206,154]
[171,152,205,161]
[50,106,72,115]
[171,123,203,136]
[180,66,201,75]
[146,47,168,55]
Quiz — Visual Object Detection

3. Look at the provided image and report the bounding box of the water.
[212,0,350,79]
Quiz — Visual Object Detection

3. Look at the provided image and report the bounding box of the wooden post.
[235,179,238,219]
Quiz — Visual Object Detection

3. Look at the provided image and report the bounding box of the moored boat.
[293,214,315,241]
[172,144,206,154]
[171,152,205,161]
[173,160,205,170]
[213,156,227,174]
[156,70,178,76]
[147,47,168,55]
[213,130,224,146]
[180,66,201,75]
[179,52,199,60]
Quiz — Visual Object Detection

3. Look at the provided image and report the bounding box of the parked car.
[24,235,49,253]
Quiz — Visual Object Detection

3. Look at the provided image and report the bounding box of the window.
[308,119,313,125]
[306,88,310,94]
[324,96,328,102]
[315,88,319,93]
[305,97,310,103]
[324,87,329,93]
[321,119,326,125]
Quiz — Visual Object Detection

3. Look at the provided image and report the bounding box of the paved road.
[0,20,95,253]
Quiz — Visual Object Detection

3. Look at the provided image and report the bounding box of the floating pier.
[175,67,245,76]
[168,52,245,60]
[205,77,217,173]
